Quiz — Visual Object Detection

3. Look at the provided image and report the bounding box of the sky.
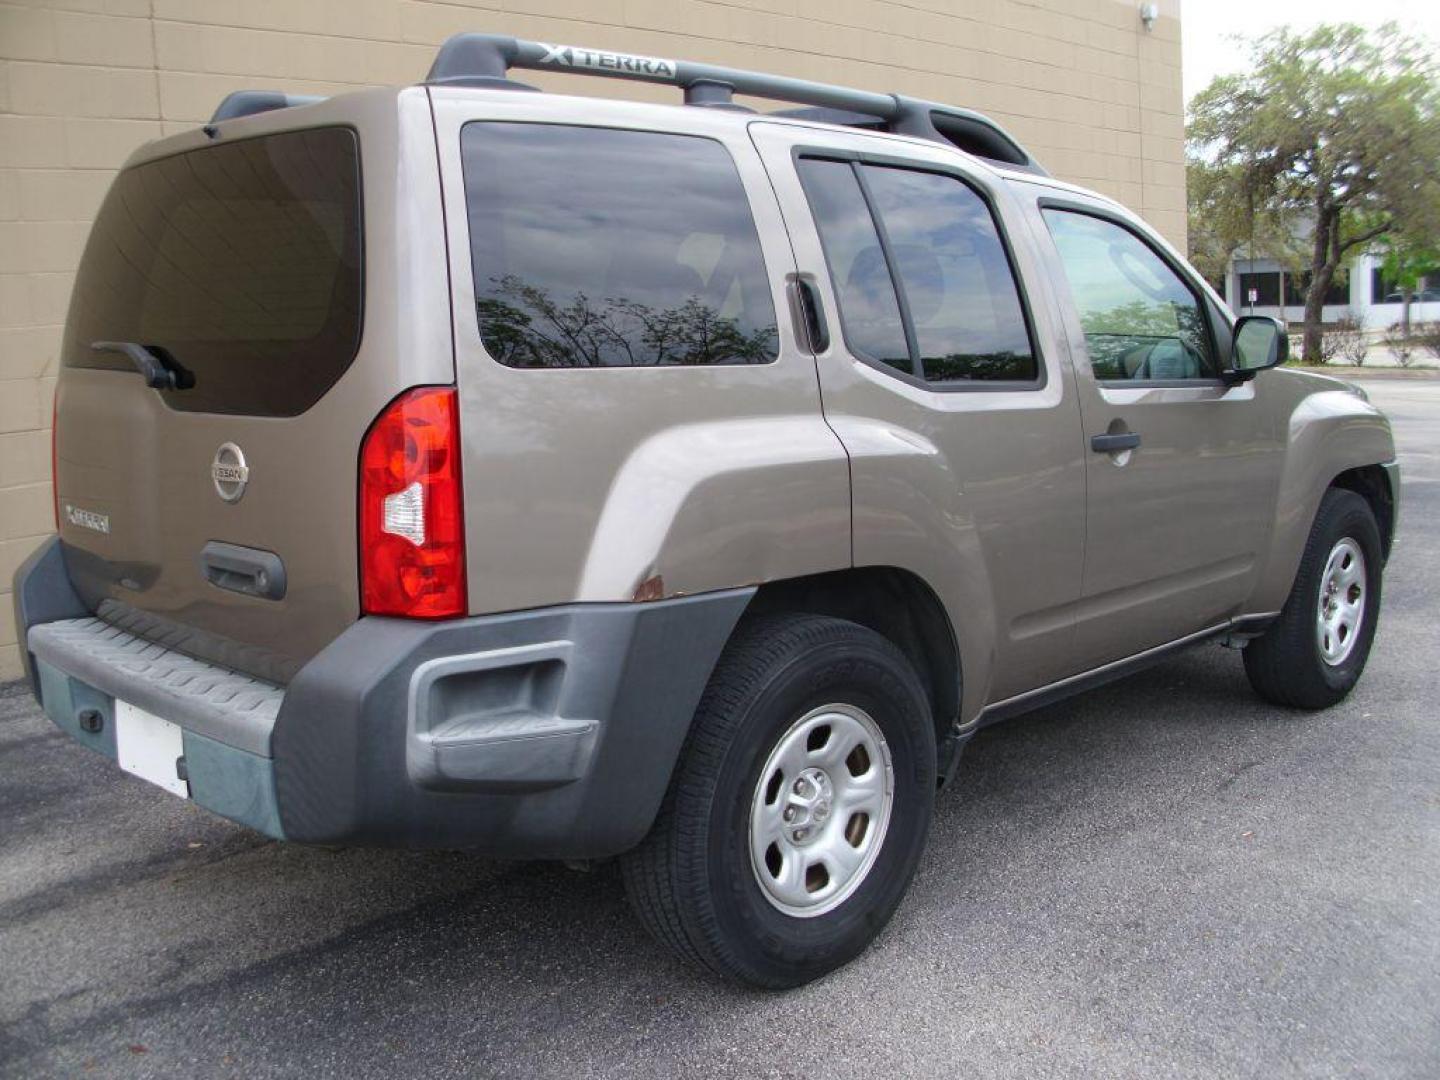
[1182,0,1440,106]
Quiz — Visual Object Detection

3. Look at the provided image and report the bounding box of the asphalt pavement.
[2,377,1438,1079]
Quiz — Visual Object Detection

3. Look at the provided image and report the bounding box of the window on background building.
[1371,267,1439,303]
[1238,271,1281,307]
[1373,267,1401,303]
[1283,271,1350,307]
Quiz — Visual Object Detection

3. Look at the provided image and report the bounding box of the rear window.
[461,122,778,368]
[63,127,363,416]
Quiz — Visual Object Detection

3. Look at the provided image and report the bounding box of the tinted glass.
[1044,210,1215,381]
[462,123,777,368]
[1239,271,1281,307]
[861,166,1036,382]
[64,127,363,416]
[797,159,910,375]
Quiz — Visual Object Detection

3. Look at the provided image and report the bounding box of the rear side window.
[797,158,910,374]
[1042,209,1217,381]
[462,123,778,368]
[798,158,1038,385]
[64,127,363,416]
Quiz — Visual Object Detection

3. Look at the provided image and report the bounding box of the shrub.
[1382,322,1415,367]
[1412,321,1440,361]
[1323,312,1365,365]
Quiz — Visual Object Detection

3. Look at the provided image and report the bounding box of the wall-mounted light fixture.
[1139,3,1159,31]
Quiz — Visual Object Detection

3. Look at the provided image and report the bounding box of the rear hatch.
[53,93,452,683]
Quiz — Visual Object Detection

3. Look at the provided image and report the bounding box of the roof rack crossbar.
[424,33,1044,172]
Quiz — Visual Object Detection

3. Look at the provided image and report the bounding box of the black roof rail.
[425,33,1047,174]
[209,90,326,125]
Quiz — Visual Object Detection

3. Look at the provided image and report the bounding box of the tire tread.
[621,613,929,986]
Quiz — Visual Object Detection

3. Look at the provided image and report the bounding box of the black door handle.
[1091,432,1141,453]
[200,541,287,600]
[794,278,830,354]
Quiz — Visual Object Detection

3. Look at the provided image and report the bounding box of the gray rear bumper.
[14,536,752,856]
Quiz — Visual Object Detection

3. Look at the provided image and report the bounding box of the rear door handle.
[789,275,830,354]
[1091,432,1141,453]
[199,541,287,601]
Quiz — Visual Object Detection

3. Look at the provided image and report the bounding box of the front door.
[1026,196,1284,669]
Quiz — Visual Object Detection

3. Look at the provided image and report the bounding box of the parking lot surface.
[3,377,1438,1079]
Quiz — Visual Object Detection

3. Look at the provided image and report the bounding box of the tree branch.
[1338,220,1393,255]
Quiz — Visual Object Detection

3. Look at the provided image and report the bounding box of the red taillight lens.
[359,386,466,618]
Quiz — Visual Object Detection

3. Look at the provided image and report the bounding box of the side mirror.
[1227,315,1287,381]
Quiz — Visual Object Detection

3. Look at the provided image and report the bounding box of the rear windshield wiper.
[90,341,193,390]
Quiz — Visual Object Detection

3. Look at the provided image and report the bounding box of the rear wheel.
[1244,488,1383,709]
[621,613,936,989]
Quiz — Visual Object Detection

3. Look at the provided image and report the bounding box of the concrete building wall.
[0,0,1184,680]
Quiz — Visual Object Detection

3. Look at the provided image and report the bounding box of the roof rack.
[425,33,1047,174]
[209,90,326,125]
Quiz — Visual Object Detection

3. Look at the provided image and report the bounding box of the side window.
[860,166,1037,382]
[796,159,910,374]
[1043,209,1216,381]
[798,158,1038,384]
[461,123,778,368]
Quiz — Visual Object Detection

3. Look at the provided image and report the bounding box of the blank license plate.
[115,701,190,799]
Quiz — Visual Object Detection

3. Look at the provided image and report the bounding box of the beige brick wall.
[0,0,1183,681]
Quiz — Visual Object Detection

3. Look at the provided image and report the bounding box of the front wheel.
[621,613,936,988]
[1244,488,1384,709]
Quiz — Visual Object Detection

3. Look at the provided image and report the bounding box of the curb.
[1291,366,1440,380]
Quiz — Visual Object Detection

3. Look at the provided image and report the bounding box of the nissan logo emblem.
[211,442,250,503]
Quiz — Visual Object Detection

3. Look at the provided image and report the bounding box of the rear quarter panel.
[430,90,851,613]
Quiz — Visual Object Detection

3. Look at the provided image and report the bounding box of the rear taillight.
[359,386,466,618]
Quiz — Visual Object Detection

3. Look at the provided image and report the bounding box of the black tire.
[621,613,936,989]
[1244,488,1383,709]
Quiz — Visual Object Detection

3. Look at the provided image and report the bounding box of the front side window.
[1043,209,1216,381]
[461,123,777,368]
[799,158,1038,384]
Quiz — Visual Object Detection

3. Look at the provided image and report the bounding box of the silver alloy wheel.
[748,703,894,918]
[1316,537,1367,666]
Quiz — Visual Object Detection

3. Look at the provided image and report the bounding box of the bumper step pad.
[26,617,283,757]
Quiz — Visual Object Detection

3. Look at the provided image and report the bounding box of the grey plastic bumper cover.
[273,588,754,856]
[14,534,756,857]
[25,617,283,757]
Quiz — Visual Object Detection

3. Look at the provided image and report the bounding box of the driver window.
[1043,209,1215,381]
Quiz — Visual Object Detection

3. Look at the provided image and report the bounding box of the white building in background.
[1223,250,1440,328]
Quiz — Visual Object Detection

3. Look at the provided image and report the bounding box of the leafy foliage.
[1187,23,1440,360]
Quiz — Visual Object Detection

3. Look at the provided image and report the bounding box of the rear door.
[1025,193,1284,668]
[750,122,1088,711]
[54,89,452,683]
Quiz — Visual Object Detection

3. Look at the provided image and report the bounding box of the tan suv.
[13,34,1399,989]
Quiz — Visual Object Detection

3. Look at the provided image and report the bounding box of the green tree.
[1378,235,1440,336]
[1188,23,1440,361]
